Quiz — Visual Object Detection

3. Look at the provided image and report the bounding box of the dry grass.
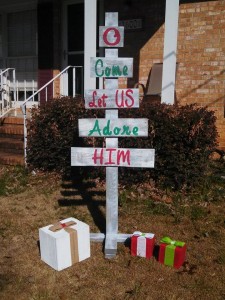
[0,165,225,300]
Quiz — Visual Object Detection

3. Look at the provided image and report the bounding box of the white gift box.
[39,217,90,271]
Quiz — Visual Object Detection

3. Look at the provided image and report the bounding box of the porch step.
[0,125,24,137]
[0,114,25,166]
[0,137,24,154]
[0,116,24,125]
[0,151,24,166]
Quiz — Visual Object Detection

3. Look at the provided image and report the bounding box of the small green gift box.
[158,237,186,269]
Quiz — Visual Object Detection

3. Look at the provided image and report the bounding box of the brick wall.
[105,0,225,149]
[53,69,60,97]
[177,1,225,149]
[38,69,53,104]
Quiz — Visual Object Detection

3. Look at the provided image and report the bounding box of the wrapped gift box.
[158,236,186,269]
[39,217,90,271]
[131,231,155,259]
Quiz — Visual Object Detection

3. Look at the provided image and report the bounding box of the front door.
[63,0,84,95]
[63,0,103,95]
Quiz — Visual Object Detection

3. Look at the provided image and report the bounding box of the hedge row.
[27,96,218,189]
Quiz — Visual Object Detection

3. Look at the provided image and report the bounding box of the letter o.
[113,127,121,135]
[103,27,121,46]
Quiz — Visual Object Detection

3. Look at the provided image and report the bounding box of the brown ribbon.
[49,221,79,264]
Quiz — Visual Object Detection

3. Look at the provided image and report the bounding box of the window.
[0,15,2,57]
[3,9,38,90]
[7,10,37,57]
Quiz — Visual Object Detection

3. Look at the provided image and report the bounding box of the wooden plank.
[84,88,139,109]
[116,233,132,242]
[104,48,119,259]
[105,233,117,258]
[71,147,155,168]
[78,118,148,137]
[105,12,118,27]
[90,57,133,78]
[99,26,124,47]
[90,233,134,243]
[90,233,105,242]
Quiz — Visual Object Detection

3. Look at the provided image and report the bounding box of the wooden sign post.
[71,12,155,258]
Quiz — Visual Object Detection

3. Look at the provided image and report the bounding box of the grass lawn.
[0,162,225,300]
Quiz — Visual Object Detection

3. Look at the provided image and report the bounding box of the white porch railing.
[0,68,16,116]
[20,65,83,164]
[0,68,38,118]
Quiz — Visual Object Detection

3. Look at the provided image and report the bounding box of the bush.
[27,97,218,189]
[119,102,218,189]
[27,96,104,172]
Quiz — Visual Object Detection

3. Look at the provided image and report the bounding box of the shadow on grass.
[58,167,106,234]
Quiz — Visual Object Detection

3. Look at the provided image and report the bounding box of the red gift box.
[131,231,155,259]
[158,237,186,269]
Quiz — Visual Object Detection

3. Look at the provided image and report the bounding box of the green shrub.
[27,96,104,172]
[27,98,218,189]
[119,102,218,189]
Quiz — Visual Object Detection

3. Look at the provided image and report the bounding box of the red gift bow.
[49,220,76,231]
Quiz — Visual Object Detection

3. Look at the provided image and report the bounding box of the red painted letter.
[105,148,116,165]
[103,28,121,46]
[92,148,104,165]
[89,91,97,108]
[117,150,130,165]
[115,89,124,108]
[125,89,134,107]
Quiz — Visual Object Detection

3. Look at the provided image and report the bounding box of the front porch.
[0,0,225,167]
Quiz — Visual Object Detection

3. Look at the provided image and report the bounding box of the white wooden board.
[71,147,155,168]
[84,88,139,109]
[90,57,133,78]
[78,118,148,137]
[99,26,124,47]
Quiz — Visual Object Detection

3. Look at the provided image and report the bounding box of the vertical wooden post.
[72,11,155,258]
[104,13,119,258]
[105,88,118,257]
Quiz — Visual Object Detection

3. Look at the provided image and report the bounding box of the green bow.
[160,237,185,267]
[160,236,185,247]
